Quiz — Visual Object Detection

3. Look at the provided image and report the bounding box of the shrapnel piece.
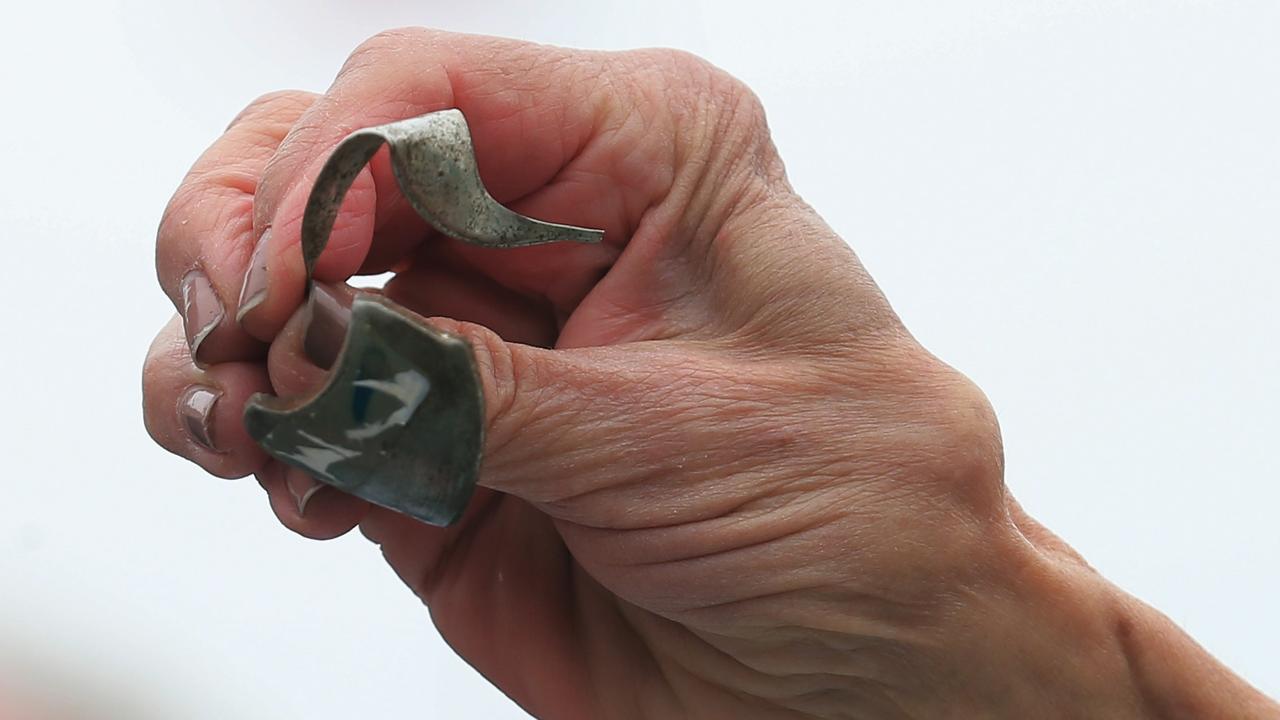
[244,109,604,526]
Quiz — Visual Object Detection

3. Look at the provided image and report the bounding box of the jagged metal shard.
[244,109,604,526]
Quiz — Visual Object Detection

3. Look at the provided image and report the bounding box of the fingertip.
[259,464,369,540]
[262,282,355,398]
[235,227,307,343]
[189,313,270,366]
[198,362,274,479]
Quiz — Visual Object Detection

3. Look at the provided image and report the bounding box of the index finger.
[235,28,660,341]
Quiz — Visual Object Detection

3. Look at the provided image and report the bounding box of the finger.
[142,315,271,478]
[251,279,569,538]
[250,275,536,541]
[236,28,675,339]
[155,90,323,365]
[382,241,558,347]
[248,292,373,539]
[262,272,562,398]
[257,462,370,541]
[273,287,781,530]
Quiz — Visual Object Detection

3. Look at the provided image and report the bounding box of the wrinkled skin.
[143,29,1278,720]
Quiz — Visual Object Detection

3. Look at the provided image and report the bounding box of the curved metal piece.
[244,294,483,526]
[244,108,605,526]
[300,108,604,274]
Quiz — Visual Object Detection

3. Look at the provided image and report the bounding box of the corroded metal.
[244,109,604,526]
[300,109,603,275]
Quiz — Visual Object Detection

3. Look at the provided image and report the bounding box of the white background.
[0,1,1276,717]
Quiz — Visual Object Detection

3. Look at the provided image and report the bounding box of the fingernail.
[180,269,225,361]
[303,282,352,370]
[285,470,327,516]
[236,230,271,324]
[179,386,223,452]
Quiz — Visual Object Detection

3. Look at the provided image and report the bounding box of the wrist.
[1106,578,1280,719]
[951,519,1147,717]
[943,503,1279,719]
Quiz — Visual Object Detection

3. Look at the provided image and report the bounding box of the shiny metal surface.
[244,294,484,526]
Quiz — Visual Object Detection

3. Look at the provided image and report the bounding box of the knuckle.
[156,181,251,272]
[656,47,717,80]
[341,27,432,77]
[158,174,206,225]
[434,318,540,466]
[464,322,523,428]
[707,74,776,181]
[623,49,782,239]
[722,78,769,139]
[706,64,763,119]
[825,336,1007,518]
[908,355,1007,516]
[654,49,768,132]
[228,89,313,130]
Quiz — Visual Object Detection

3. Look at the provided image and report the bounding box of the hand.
[143,28,1279,719]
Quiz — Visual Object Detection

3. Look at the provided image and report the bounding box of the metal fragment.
[244,108,604,526]
[244,294,484,526]
[300,109,603,274]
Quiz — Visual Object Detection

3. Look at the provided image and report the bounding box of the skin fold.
[142,28,1279,719]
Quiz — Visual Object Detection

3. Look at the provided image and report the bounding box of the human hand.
[142,28,1279,719]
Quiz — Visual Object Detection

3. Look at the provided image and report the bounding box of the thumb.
[261,284,775,530]
[432,317,794,530]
